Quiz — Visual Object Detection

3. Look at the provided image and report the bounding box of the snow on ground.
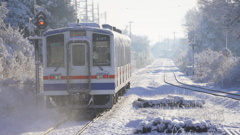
[82,59,240,134]
[0,58,239,135]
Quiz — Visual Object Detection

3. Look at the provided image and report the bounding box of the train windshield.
[46,34,64,67]
[92,33,110,66]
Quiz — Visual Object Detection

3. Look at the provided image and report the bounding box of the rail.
[164,69,240,101]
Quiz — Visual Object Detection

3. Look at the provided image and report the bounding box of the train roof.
[43,27,112,37]
[43,23,126,37]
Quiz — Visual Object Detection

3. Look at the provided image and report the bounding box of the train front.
[42,23,115,109]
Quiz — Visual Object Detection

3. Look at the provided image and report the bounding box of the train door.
[67,41,91,92]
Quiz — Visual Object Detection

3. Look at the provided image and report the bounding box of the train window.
[46,34,64,67]
[92,33,110,66]
[72,45,85,66]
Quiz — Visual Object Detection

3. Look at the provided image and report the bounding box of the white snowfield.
[0,59,239,135]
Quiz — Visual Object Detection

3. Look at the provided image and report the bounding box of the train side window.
[92,33,110,66]
[72,45,85,66]
[46,34,64,67]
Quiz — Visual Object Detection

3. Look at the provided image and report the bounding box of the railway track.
[42,110,103,135]
[76,115,101,135]
[43,119,67,135]
[43,119,96,135]
[164,69,240,101]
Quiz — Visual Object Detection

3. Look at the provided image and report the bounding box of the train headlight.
[49,76,55,80]
[49,74,61,80]
[96,73,109,79]
[103,75,109,78]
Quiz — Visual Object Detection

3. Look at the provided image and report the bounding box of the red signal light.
[39,21,44,26]
[35,11,47,29]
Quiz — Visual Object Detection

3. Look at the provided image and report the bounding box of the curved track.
[163,67,240,135]
[164,69,240,101]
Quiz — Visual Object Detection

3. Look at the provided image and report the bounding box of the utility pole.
[104,11,107,23]
[173,32,175,47]
[192,30,195,76]
[129,21,133,38]
[75,0,78,14]
[33,0,42,106]
[188,30,195,76]
[85,0,88,22]
[34,0,36,15]
[92,0,94,22]
[97,3,100,23]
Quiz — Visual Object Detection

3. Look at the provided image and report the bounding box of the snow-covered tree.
[184,0,240,56]
[4,0,34,28]
[3,0,34,37]
[0,2,35,86]
[178,0,240,87]
[3,0,77,35]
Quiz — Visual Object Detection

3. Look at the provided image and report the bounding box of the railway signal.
[35,11,48,29]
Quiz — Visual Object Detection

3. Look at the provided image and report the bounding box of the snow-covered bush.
[194,48,238,87]
[194,49,220,82]
[134,117,225,134]
[222,58,240,87]
[133,95,205,108]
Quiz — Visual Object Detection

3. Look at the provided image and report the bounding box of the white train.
[40,23,131,109]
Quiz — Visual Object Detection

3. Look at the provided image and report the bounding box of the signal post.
[29,6,48,106]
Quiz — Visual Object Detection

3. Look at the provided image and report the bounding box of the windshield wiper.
[54,60,64,72]
[95,63,103,71]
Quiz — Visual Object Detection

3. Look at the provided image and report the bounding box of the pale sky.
[96,0,197,43]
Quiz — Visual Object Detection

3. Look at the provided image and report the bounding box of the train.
[37,22,131,109]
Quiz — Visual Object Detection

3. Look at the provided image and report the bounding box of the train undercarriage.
[46,82,130,109]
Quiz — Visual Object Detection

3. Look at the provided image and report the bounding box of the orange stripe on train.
[43,75,115,80]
